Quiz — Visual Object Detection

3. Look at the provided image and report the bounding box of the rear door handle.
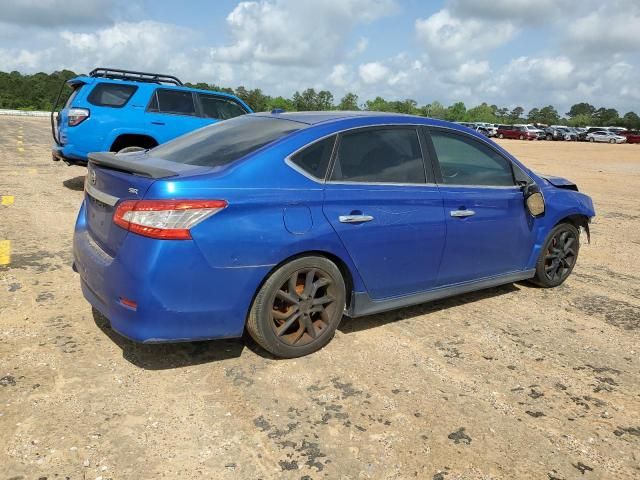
[151,121,165,125]
[450,210,476,218]
[339,215,374,223]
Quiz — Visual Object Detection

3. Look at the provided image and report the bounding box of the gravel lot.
[1,116,639,480]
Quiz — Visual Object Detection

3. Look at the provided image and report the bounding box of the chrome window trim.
[282,121,528,189]
[85,182,119,206]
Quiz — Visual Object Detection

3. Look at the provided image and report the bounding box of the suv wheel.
[530,223,580,288]
[546,134,552,141]
[246,256,346,358]
[498,133,504,139]
[519,134,525,140]
[118,146,145,154]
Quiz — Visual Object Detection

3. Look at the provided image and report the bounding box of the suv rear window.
[150,116,305,167]
[87,83,137,107]
[198,93,247,120]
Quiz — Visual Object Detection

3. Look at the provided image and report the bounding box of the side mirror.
[522,183,545,217]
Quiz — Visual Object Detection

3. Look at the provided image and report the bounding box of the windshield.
[150,116,305,167]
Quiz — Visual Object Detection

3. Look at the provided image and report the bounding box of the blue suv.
[73,111,595,358]
[51,68,252,165]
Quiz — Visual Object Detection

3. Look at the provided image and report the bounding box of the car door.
[322,126,446,300]
[145,88,204,143]
[425,127,534,286]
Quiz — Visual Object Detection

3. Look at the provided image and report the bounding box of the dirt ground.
[0,116,639,480]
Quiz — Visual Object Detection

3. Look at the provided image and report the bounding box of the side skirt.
[347,269,536,317]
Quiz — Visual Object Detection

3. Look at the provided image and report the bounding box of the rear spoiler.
[88,152,178,179]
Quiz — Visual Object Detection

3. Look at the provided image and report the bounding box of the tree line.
[1,69,639,129]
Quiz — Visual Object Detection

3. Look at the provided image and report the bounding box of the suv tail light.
[113,199,227,240]
[68,108,90,126]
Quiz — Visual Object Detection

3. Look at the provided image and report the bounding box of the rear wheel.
[589,137,595,142]
[118,146,145,154]
[498,133,504,139]
[246,256,346,358]
[519,134,525,140]
[530,223,580,287]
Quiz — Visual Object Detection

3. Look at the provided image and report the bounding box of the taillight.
[113,199,227,240]
[68,108,90,126]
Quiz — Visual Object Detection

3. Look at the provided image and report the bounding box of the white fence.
[0,109,50,117]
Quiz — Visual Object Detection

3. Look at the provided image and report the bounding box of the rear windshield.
[64,84,83,108]
[150,116,305,167]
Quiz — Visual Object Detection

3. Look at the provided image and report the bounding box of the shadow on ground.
[63,175,85,191]
[93,283,524,368]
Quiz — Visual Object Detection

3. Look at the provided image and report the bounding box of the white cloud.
[329,64,352,87]
[567,7,640,56]
[415,9,516,65]
[211,0,396,66]
[1,0,115,27]
[358,62,390,84]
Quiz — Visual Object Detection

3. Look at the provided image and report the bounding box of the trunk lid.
[85,152,209,256]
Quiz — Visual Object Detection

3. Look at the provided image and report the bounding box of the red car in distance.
[496,125,538,140]
[621,130,640,144]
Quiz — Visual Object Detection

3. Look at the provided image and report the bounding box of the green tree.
[538,105,560,125]
[466,103,497,123]
[338,92,359,110]
[527,108,541,123]
[445,102,467,121]
[622,111,640,129]
[566,102,596,119]
[420,101,446,119]
[593,107,619,126]
[509,106,524,123]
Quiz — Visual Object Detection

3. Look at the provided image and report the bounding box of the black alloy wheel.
[531,223,580,287]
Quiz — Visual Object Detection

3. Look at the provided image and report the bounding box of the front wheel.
[498,133,504,139]
[246,256,346,358]
[530,223,580,288]
[609,139,615,144]
[589,137,595,142]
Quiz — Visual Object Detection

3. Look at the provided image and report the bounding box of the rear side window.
[198,94,247,120]
[87,83,137,107]
[330,128,425,184]
[150,116,304,167]
[290,136,336,179]
[429,130,514,187]
[148,89,196,116]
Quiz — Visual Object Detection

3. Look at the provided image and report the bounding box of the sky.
[1,0,639,114]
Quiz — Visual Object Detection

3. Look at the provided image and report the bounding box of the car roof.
[70,75,246,102]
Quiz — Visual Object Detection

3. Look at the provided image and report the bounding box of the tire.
[589,137,594,142]
[546,134,552,141]
[519,134,525,140]
[498,133,504,139]
[609,139,615,144]
[246,256,346,358]
[530,223,580,288]
[118,146,145,154]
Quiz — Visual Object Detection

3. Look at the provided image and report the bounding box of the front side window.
[87,83,137,107]
[290,136,336,179]
[429,129,515,187]
[150,116,304,167]
[330,128,425,184]
[198,94,248,120]
[148,89,196,116]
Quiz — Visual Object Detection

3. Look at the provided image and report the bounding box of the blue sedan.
[73,112,595,357]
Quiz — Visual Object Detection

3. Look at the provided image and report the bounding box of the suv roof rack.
[89,67,183,86]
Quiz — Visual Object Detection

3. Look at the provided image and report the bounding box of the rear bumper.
[72,201,270,343]
[52,146,88,166]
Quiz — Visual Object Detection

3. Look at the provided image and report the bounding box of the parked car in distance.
[586,130,627,143]
[621,130,640,144]
[496,124,537,140]
[473,122,497,137]
[74,111,595,357]
[473,125,491,137]
[544,126,576,141]
[51,67,253,165]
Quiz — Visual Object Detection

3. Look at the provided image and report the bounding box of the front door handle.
[450,210,476,218]
[151,121,165,125]
[339,214,374,223]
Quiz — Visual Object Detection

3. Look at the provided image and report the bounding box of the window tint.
[430,130,514,187]
[330,128,425,184]
[87,83,137,107]
[150,116,304,167]
[290,136,336,179]
[149,89,196,116]
[198,94,247,120]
